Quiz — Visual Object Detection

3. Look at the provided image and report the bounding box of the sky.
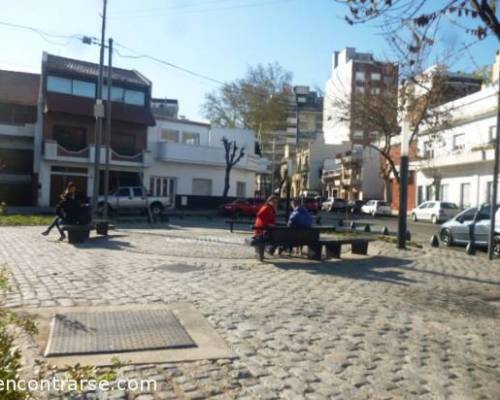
[1,0,498,121]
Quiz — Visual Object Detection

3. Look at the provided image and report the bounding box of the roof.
[155,116,210,127]
[0,70,40,106]
[45,53,150,87]
[45,92,156,126]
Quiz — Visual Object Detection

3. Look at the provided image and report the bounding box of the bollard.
[364,224,371,233]
[382,226,390,235]
[466,241,476,255]
[430,234,439,247]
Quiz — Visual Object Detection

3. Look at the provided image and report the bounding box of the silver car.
[439,204,500,254]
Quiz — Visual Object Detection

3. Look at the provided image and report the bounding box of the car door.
[423,202,435,221]
[132,187,147,208]
[473,205,500,244]
[116,187,133,210]
[452,207,478,242]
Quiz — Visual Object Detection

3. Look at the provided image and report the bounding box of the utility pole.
[103,37,113,220]
[91,0,107,219]
[398,119,410,249]
[488,60,500,260]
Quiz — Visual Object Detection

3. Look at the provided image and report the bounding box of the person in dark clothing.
[288,199,313,228]
[41,182,89,240]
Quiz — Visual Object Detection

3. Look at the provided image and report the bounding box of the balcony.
[412,147,495,170]
[156,142,263,172]
[44,140,152,167]
[0,123,35,138]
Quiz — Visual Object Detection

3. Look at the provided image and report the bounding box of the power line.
[109,0,237,17]
[0,20,84,46]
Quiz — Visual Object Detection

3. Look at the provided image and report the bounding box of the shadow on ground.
[73,234,134,251]
[273,256,417,286]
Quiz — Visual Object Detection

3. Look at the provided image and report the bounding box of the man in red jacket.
[253,195,279,238]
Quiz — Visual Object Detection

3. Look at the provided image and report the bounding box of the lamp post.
[398,119,410,249]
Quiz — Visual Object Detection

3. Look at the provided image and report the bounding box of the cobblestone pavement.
[1,224,500,399]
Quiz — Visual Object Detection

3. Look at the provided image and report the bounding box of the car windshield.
[379,201,390,206]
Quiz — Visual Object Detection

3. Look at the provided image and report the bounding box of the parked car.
[97,186,170,216]
[361,200,391,216]
[322,197,347,212]
[302,197,320,214]
[346,200,366,214]
[411,201,460,224]
[439,204,500,254]
[219,198,265,217]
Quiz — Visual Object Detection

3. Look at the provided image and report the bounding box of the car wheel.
[440,228,453,247]
[431,214,438,224]
[150,202,164,216]
[412,213,417,222]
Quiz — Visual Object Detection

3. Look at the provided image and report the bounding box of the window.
[417,186,424,205]
[150,177,176,199]
[423,141,434,158]
[355,72,365,82]
[183,132,200,145]
[489,126,496,143]
[111,132,136,156]
[47,76,96,98]
[371,87,381,95]
[117,188,130,197]
[426,185,434,201]
[124,89,145,106]
[236,182,246,197]
[133,188,144,197]
[442,202,458,209]
[53,125,87,151]
[460,183,471,208]
[161,129,179,142]
[477,205,500,221]
[353,130,363,139]
[459,207,477,221]
[371,72,381,81]
[72,80,95,98]
[47,76,72,94]
[192,178,212,196]
[453,134,465,151]
[355,86,365,94]
[439,184,449,201]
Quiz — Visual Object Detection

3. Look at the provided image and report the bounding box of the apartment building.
[323,47,398,146]
[322,146,383,201]
[412,84,498,209]
[35,53,156,206]
[0,70,39,206]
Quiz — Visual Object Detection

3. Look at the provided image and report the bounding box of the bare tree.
[202,63,292,154]
[221,137,245,199]
[335,0,500,43]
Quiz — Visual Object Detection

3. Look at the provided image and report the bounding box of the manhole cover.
[45,309,196,357]
[155,264,204,273]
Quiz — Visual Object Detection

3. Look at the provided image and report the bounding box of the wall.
[390,172,417,212]
[148,118,210,149]
[144,161,257,199]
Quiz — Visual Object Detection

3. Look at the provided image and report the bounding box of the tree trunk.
[222,165,231,199]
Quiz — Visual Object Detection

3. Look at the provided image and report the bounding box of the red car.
[219,199,265,217]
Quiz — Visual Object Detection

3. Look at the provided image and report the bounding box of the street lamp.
[398,119,410,249]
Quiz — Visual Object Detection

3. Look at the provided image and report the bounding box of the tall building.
[323,47,398,145]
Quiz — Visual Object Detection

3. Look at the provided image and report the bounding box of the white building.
[146,117,267,204]
[412,84,498,208]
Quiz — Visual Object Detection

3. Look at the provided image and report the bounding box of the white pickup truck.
[97,186,171,216]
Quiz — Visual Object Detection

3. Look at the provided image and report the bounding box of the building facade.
[146,116,267,203]
[322,146,384,200]
[323,47,398,146]
[0,70,39,206]
[35,53,156,207]
[412,84,498,209]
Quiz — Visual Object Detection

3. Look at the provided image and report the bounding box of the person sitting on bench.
[288,199,313,228]
[58,183,90,226]
[252,195,279,254]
